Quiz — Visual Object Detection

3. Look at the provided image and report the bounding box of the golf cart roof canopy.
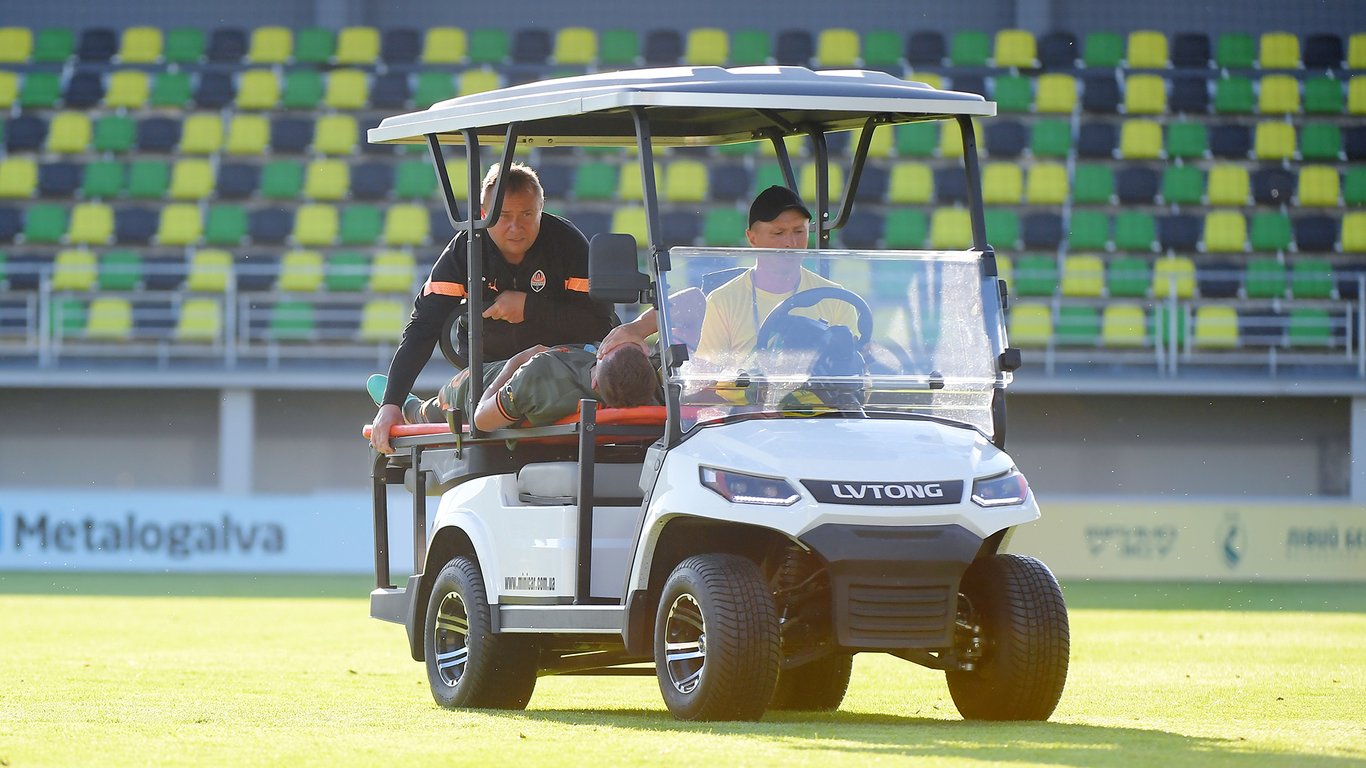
[368,66,996,148]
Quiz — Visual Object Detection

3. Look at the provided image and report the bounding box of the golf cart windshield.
[658,247,1005,436]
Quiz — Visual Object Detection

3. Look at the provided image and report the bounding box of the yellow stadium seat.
[1351,34,1366,69]
[1206,165,1250,206]
[359,299,406,342]
[1298,166,1341,207]
[888,162,933,204]
[930,208,972,249]
[68,203,114,245]
[46,112,92,154]
[1252,121,1296,160]
[553,27,597,65]
[1258,31,1300,69]
[459,69,501,96]
[938,119,979,159]
[1008,303,1052,348]
[1348,77,1366,115]
[0,27,34,63]
[247,26,293,64]
[993,29,1037,68]
[664,160,708,202]
[175,298,222,342]
[1151,256,1196,299]
[225,114,269,155]
[180,113,223,155]
[423,27,468,64]
[335,26,380,65]
[313,115,357,155]
[1194,306,1239,349]
[325,68,369,110]
[304,160,349,201]
[816,28,860,67]
[1119,119,1163,159]
[907,71,943,90]
[156,203,202,246]
[617,162,659,202]
[105,70,150,108]
[865,126,894,158]
[1342,212,1366,253]
[1203,211,1247,253]
[292,205,338,246]
[384,204,430,246]
[370,250,416,293]
[996,253,1013,288]
[1035,73,1078,114]
[85,298,133,340]
[1061,254,1105,297]
[0,158,37,199]
[1126,30,1168,68]
[168,159,215,200]
[1124,74,1167,115]
[799,163,844,204]
[118,27,163,64]
[982,163,1023,204]
[611,207,649,245]
[1101,304,1147,348]
[236,69,279,110]
[1025,163,1069,205]
[277,250,325,291]
[187,250,233,292]
[0,71,17,108]
[684,28,729,65]
[1258,74,1300,114]
[828,260,872,298]
[51,249,98,291]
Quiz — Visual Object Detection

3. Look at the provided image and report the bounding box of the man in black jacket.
[370,162,616,454]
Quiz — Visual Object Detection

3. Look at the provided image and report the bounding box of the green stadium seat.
[1068,210,1110,250]
[1030,120,1072,157]
[98,250,142,291]
[422,27,467,64]
[1304,76,1344,115]
[574,162,619,200]
[702,207,747,246]
[895,122,939,157]
[1161,165,1204,205]
[1114,211,1156,252]
[1287,308,1333,347]
[394,161,437,199]
[992,75,1033,113]
[33,28,75,63]
[1106,257,1151,298]
[82,161,124,199]
[261,161,304,199]
[599,28,640,66]
[326,251,370,292]
[164,27,205,64]
[340,205,383,245]
[282,69,324,109]
[1056,306,1100,346]
[1072,164,1114,205]
[1214,76,1255,114]
[1083,31,1124,68]
[149,71,191,108]
[1250,212,1293,252]
[127,160,171,199]
[1215,32,1255,68]
[204,205,247,246]
[91,115,133,154]
[862,30,903,69]
[949,30,990,67]
[1008,303,1052,348]
[881,209,926,249]
[1101,304,1147,348]
[1244,258,1287,299]
[0,27,33,63]
[270,301,316,340]
[1291,259,1335,298]
[1165,122,1208,160]
[985,209,1020,249]
[293,27,336,64]
[1344,168,1366,206]
[1013,254,1059,297]
[1150,306,1188,347]
[469,28,509,64]
[414,71,455,109]
[20,71,62,108]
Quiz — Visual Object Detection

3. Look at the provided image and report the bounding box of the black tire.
[945,554,1069,721]
[769,653,853,712]
[424,556,537,710]
[654,554,781,721]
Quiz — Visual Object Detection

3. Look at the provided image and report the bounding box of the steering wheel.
[756,286,874,351]
[438,306,467,368]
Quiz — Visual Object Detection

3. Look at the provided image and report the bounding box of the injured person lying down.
[367,341,662,451]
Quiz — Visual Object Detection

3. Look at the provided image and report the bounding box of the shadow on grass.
[502,708,1356,767]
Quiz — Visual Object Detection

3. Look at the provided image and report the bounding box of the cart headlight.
[699,467,800,506]
[971,468,1029,507]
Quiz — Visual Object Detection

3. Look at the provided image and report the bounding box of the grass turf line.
[0,575,1362,767]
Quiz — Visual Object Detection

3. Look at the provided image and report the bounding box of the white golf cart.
[364,66,1068,721]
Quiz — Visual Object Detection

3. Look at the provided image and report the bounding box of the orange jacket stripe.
[563,277,589,293]
[423,279,467,298]
[495,391,517,423]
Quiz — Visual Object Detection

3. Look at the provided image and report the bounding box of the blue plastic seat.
[1076,122,1118,158]
[351,162,395,200]
[381,28,420,65]
[114,207,158,244]
[6,116,48,152]
[194,72,236,109]
[270,117,313,154]
[77,28,118,62]
[206,27,247,63]
[136,117,182,152]
[643,29,682,65]
[37,162,82,197]
[215,163,260,199]
[63,71,105,108]
[370,73,411,109]
[248,209,292,244]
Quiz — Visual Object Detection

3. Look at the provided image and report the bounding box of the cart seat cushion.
[362,405,666,440]
[517,461,645,505]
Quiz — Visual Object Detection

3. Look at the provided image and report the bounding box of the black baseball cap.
[748,185,812,227]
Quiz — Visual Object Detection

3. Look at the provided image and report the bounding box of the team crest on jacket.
[530,270,547,292]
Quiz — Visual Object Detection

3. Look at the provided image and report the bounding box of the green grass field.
[2,574,1363,767]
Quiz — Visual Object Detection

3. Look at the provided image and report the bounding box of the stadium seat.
[1258,74,1300,114]
[982,163,1023,204]
[1350,77,1366,115]
[929,208,972,250]
[174,298,222,342]
[1118,119,1162,159]
[701,207,747,247]
[335,26,380,65]
[985,209,1020,249]
[1035,74,1078,114]
[893,122,938,157]
[76,28,117,62]
[1214,76,1255,114]
[814,28,858,67]
[276,250,325,292]
[94,249,142,291]
[993,75,1033,113]
[1106,257,1151,298]
[599,28,641,66]
[422,27,467,64]
[359,299,406,342]
[186,249,232,292]
[223,114,268,156]
[469,28,510,65]
[0,208,22,243]
[339,205,382,245]
[906,30,945,66]
[247,209,292,245]
[82,161,124,199]
[886,163,931,205]
[180,113,222,155]
[369,250,415,293]
[1068,210,1110,249]
[1344,167,1366,206]
[85,297,133,340]
[149,71,190,108]
[267,300,315,340]
[68,203,113,245]
[1151,256,1196,299]
[137,116,182,153]
[5,115,45,154]
[313,115,357,155]
[236,69,279,110]
[1165,122,1208,160]
[1114,211,1156,251]
[1022,212,1064,249]
[932,166,967,205]
[1174,33,1214,70]
[858,29,901,70]
[1161,165,1204,206]
[1101,304,1147,348]
[0,71,17,109]
[381,28,419,65]
[1304,33,1343,69]
[193,71,235,109]
[0,158,37,200]
[1209,123,1251,159]
[1025,163,1069,205]
[303,159,349,201]
[19,71,60,108]
[1200,264,1251,305]
[1216,32,1256,68]
[244,26,291,64]
[664,159,708,203]
[1304,76,1343,115]
[1075,122,1117,158]
[1083,31,1123,68]
[1244,258,1288,299]
[169,159,214,200]
[1124,74,1167,114]
[1287,308,1333,347]
[322,251,368,292]
[204,205,247,246]
[1127,30,1169,68]
[23,204,67,244]
[259,160,302,199]
[412,71,455,109]
[292,204,338,246]
[1193,306,1239,349]
[985,120,1027,157]
[155,204,202,246]
[1168,76,1210,114]
[281,69,324,109]
[1203,210,1247,253]
[1037,30,1078,69]
[949,30,990,67]
[1259,32,1300,69]
[1250,212,1293,253]
[383,204,429,246]
[159,27,202,64]
[1011,254,1059,298]
[1298,166,1340,207]
[1061,254,1105,297]
[1291,258,1336,299]
[1115,166,1159,204]
[51,249,97,291]
[1207,165,1250,206]
[1055,306,1100,347]
[205,27,246,63]
[1299,119,1342,160]
[0,27,33,63]
[1295,214,1340,252]
[551,26,597,65]
[370,72,412,110]
[1007,303,1052,348]
[993,29,1037,68]
[63,70,105,108]
[1253,121,1296,160]
[46,112,91,154]
[37,162,80,198]
[106,70,150,109]
[1159,213,1202,252]
[325,69,369,110]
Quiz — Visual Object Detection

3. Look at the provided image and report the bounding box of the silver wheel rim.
[664,593,706,694]
[433,591,469,688]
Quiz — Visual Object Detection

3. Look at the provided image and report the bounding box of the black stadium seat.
[1081,74,1120,113]
[247,208,292,244]
[351,162,395,200]
[207,27,247,63]
[1198,258,1242,298]
[985,120,1027,158]
[370,73,412,109]
[660,211,701,247]
[643,29,682,65]
[5,116,46,152]
[853,164,889,202]
[534,162,574,199]
[1076,122,1118,158]
[381,28,421,65]
[1171,32,1212,68]
[1252,167,1296,205]
[37,162,82,197]
[1158,214,1201,252]
[775,29,815,65]
[950,74,986,97]
[194,71,236,109]
[1116,166,1160,204]
[1038,30,1078,69]
[708,165,752,202]
[1022,212,1063,249]
[76,28,117,62]
[1345,126,1366,161]
[137,117,182,153]
[115,207,158,244]
[216,163,261,199]
[511,28,552,64]
[933,166,968,204]
[838,212,884,249]
[270,118,313,154]
[1209,123,1251,159]
[905,31,946,66]
[1169,76,1210,114]
[0,207,21,242]
[63,71,105,108]
[1303,34,1343,69]
[1292,216,1338,253]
